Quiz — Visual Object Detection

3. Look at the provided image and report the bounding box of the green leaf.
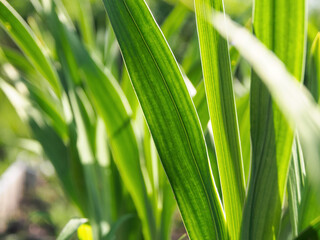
[161,2,189,41]
[27,83,67,139]
[193,81,209,131]
[57,218,88,240]
[239,0,307,238]
[102,0,227,239]
[0,46,38,78]
[299,179,320,234]
[236,93,251,183]
[194,0,245,238]
[287,137,305,237]
[297,35,320,234]
[63,23,156,240]
[105,214,134,240]
[210,10,320,234]
[306,33,320,102]
[0,0,61,96]
[0,79,90,216]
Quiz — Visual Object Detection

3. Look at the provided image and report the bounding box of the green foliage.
[0,0,319,239]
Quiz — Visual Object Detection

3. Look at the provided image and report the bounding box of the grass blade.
[297,34,320,234]
[241,0,307,238]
[306,33,320,102]
[65,27,156,240]
[194,0,245,238]
[236,93,251,183]
[0,0,61,96]
[103,0,227,239]
[210,9,320,220]
[287,137,305,237]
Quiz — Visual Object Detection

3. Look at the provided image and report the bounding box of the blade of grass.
[287,137,305,237]
[68,85,108,239]
[0,79,89,215]
[63,26,156,240]
[0,47,38,78]
[102,0,227,239]
[210,9,320,213]
[297,34,320,234]
[0,0,61,96]
[242,0,307,238]
[161,2,189,41]
[236,93,251,184]
[306,33,320,102]
[193,81,209,131]
[194,0,245,238]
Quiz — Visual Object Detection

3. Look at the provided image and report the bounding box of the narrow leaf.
[0,0,61,96]
[64,25,156,240]
[242,0,307,238]
[194,0,245,238]
[210,10,320,214]
[306,33,320,102]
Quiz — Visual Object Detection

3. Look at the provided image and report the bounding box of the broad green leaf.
[103,0,227,239]
[0,0,61,96]
[143,117,177,240]
[194,0,245,238]
[57,218,88,240]
[306,33,320,102]
[121,3,190,115]
[241,0,307,238]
